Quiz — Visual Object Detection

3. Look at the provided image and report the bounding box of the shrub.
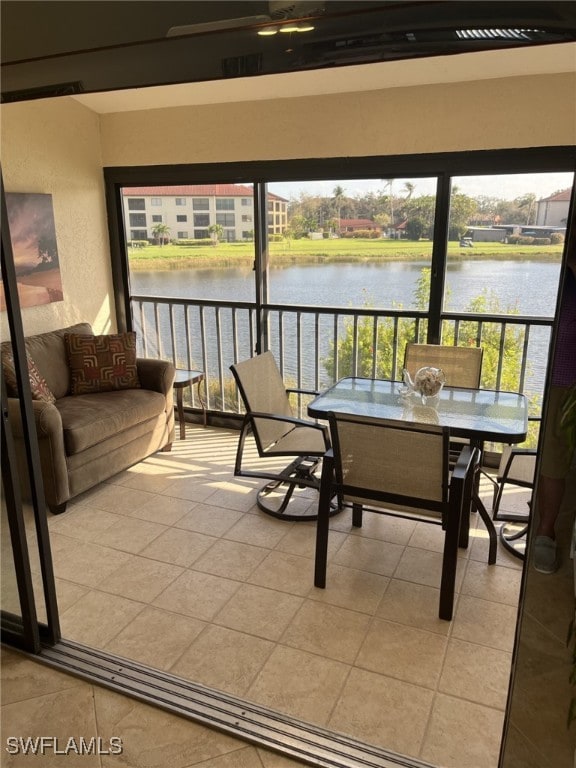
[532,237,552,246]
[127,240,149,248]
[507,235,520,245]
[550,233,565,245]
[174,239,213,247]
[269,234,284,242]
[517,236,535,245]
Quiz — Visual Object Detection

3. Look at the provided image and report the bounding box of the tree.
[515,193,537,225]
[332,185,345,231]
[208,223,224,245]
[151,223,170,246]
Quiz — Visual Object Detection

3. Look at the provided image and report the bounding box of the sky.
[268,172,574,202]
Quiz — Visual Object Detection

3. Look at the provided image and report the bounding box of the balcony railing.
[131,294,552,439]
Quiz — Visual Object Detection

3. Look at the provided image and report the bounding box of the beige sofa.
[3,323,175,514]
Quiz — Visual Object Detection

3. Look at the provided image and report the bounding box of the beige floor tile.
[248,550,315,596]
[47,505,121,541]
[161,476,219,503]
[60,590,145,648]
[153,570,241,621]
[215,583,303,641]
[281,600,372,664]
[408,520,457,554]
[2,686,101,767]
[356,618,447,688]
[78,483,158,515]
[105,606,205,670]
[171,625,274,696]
[128,494,195,525]
[116,468,180,495]
[420,693,504,768]
[223,513,290,549]
[439,638,512,709]
[461,559,522,605]
[1,647,83,705]
[308,564,390,615]
[393,546,466,590]
[332,535,405,576]
[274,523,346,559]
[97,556,184,602]
[93,687,245,768]
[49,535,133,588]
[468,525,523,570]
[175,503,244,536]
[140,527,217,567]
[258,750,311,767]
[95,516,168,554]
[376,579,451,634]
[348,513,417,545]
[192,539,270,581]
[452,594,518,652]
[205,486,260,513]
[247,645,349,726]
[188,747,271,768]
[328,667,434,756]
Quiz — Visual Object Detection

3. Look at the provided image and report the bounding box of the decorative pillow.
[65,332,141,395]
[2,350,56,403]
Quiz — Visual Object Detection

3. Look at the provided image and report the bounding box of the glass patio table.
[308,377,529,563]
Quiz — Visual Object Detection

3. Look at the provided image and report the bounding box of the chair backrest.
[230,351,293,451]
[328,411,450,513]
[404,343,483,389]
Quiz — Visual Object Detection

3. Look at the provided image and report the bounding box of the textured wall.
[1,98,115,339]
[99,73,576,166]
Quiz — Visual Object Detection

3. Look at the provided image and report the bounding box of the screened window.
[175,198,186,206]
[194,213,209,227]
[216,199,234,211]
[241,198,251,206]
[151,198,162,206]
[193,198,209,210]
[216,213,235,226]
[128,198,145,210]
[177,231,188,239]
[194,229,209,239]
[130,229,147,240]
[129,213,146,227]
[151,215,162,223]
[176,215,188,222]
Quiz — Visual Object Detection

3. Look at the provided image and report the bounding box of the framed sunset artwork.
[1,192,64,310]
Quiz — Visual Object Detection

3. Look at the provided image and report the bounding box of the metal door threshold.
[34,639,434,768]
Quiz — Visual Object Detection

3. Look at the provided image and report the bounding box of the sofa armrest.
[6,397,70,508]
[137,358,176,396]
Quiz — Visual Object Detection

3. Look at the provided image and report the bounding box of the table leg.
[176,387,186,440]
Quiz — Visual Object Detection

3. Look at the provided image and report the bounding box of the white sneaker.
[534,535,557,574]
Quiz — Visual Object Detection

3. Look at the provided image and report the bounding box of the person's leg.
[533,386,570,573]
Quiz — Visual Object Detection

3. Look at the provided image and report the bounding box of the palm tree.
[208,223,224,246]
[516,193,537,225]
[403,182,415,201]
[332,185,345,233]
[151,222,170,247]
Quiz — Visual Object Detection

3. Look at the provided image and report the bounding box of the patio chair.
[489,447,537,560]
[230,351,331,520]
[314,412,481,620]
[404,342,484,468]
[403,343,483,389]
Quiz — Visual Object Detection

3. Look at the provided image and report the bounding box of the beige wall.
[1,98,115,340]
[100,73,576,166]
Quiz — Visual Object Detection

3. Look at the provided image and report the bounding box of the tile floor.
[7,425,527,768]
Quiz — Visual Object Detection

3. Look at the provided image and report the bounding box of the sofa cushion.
[56,389,167,455]
[1,323,93,400]
[65,332,141,395]
[2,350,56,403]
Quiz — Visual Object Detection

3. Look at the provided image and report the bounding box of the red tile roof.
[539,188,572,203]
[122,184,287,201]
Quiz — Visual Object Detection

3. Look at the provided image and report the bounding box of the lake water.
[131,259,561,315]
[130,259,561,396]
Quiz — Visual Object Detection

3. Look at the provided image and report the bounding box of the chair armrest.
[137,358,175,395]
[248,410,327,432]
[7,397,63,439]
[451,444,480,483]
[285,387,320,397]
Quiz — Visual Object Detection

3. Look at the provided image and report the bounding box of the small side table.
[174,369,206,439]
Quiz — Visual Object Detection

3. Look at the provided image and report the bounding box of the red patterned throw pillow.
[65,332,141,395]
[2,351,56,403]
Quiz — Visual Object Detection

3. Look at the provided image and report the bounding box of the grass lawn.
[128,238,563,270]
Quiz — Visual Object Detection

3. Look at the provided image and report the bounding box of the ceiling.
[2,1,576,104]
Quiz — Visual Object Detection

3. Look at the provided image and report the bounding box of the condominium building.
[122,184,288,243]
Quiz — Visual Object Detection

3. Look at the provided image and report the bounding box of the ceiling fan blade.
[166,15,271,37]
